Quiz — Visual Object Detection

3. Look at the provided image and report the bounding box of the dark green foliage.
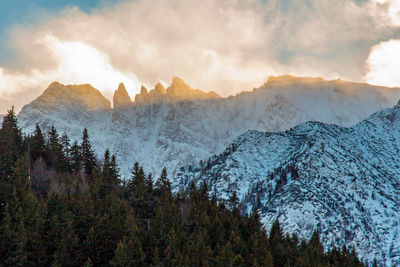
[29,124,46,163]
[69,141,81,173]
[0,107,23,180]
[47,126,68,172]
[80,128,97,178]
[0,118,366,266]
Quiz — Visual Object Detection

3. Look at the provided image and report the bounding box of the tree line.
[0,107,365,266]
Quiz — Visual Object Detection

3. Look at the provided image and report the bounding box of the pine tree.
[47,126,66,172]
[29,124,46,163]
[102,149,120,190]
[4,206,28,266]
[86,214,116,265]
[117,210,145,265]
[155,167,171,198]
[110,155,120,181]
[80,128,97,178]
[269,218,286,266]
[127,163,147,213]
[0,203,13,262]
[0,106,23,179]
[12,156,31,202]
[21,192,46,265]
[69,141,81,173]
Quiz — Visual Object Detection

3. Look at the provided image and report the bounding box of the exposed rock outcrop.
[113,83,132,108]
[132,77,220,106]
[27,81,111,111]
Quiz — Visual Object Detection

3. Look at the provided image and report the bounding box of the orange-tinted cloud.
[0,0,399,113]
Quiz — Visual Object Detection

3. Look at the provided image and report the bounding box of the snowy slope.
[17,75,400,178]
[176,102,400,265]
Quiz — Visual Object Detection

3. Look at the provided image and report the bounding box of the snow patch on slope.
[176,101,400,265]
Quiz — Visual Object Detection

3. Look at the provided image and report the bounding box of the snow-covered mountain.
[176,101,400,265]
[17,75,400,178]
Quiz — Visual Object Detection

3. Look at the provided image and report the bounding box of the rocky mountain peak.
[167,76,192,97]
[171,76,186,86]
[166,77,220,101]
[24,82,111,112]
[140,85,148,95]
[113,82,132,108]
[153,83,166,96]
[134,86,151,105]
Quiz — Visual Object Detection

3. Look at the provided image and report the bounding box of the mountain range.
[16,75,400,179]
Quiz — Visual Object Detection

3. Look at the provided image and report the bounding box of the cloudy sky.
[0,0,399,113]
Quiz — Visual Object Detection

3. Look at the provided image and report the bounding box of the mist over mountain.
[17,75,400,178]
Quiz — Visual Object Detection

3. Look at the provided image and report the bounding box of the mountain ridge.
[175,100,400,265]
[17,75,400,179]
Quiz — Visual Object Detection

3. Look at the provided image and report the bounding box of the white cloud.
[365,39,400,87]
[374,0,400,26]
[0,0,399,113]
[38,34,141,99]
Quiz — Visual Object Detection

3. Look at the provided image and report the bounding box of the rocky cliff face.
[176,101,400,265]
[132,77,220,106]
[113,83,132,108]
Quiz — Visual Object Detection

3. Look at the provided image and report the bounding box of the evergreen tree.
[102,149,120,191]
[69,141,81,173]
[155,167,171,198]
[111,210,145,266]
[29,124,46,163]
[127,163,147,216]
[80,128,97,178]
[21,192,46,265]
[0,106,23,179]
[110,155,119,181]
[12,157,31,203]
[47,126,66,172]
[269,218,286,266]
[3,206,28,266]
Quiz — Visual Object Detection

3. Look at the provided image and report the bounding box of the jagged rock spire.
[132,77,220,106]
[153,83,166,96]
[134,86,150,105]
[113,82,132,108]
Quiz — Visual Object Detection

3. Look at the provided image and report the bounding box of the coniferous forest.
[0,107,364,266]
